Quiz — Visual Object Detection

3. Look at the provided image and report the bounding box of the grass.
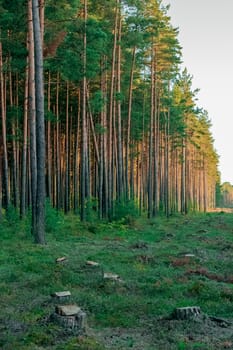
[0,210,233,349]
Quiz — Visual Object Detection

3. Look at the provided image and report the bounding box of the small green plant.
[177,341,187,350]
[45,200,64,233]
[6,204,20,225]
[113,199,139,225]
[187,281,205,296]
[85,197,99,223]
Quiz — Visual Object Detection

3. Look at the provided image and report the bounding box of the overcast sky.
[162,0,233,184]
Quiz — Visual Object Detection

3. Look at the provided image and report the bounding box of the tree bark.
[0,39,10,210]
[116,9,124,201]
[46,71,52,200]
[20,55,29,218]
[108,0,119,217]
[148,46,155,218]
[65,81,70,213]
[125,46,136,201]
[28,0,37,234]
[32,0,46,244]
[80,0,88,221]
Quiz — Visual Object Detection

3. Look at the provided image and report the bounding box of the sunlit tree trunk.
[65,81,70,213]
[181,136,186,214]
[148,46,155,218]
[39,0,44,45]
[153,63,159,216]
[100,57,108,217]
[108,0,119,217]
[116,10,124,201]
[164,108,170,217]
[125,45,136,201]
[20,56,29,218]
[55,73,61,209]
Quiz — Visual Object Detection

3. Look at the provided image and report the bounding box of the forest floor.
[0,209,233,349]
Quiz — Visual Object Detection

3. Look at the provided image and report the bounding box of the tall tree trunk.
[116,9,124,201]
[181,136,186,214]
[80,0,88,221]
[74,89,80,213]
[9,69,19,209]
[28,0,37,234]
[148,46,155,218]
[46,71,52,200]
[55,73,61,209]
[32,0,46,244]
[108,0,119,217]
[39,0,44,45]
[99,57,108,217]
[20,56,29,218]
[0,39,10,210]
[152,60,159,216]
[164,108,170,217]
[125,45,136,201]
[65,81,70,213]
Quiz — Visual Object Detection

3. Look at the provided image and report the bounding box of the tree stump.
[51,291,71,302]
[103,272,123,283]
[51,304,87,333]
[172,306,201,320]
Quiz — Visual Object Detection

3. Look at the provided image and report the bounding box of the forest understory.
[0,210,233,350]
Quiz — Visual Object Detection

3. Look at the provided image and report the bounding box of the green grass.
[0,211,233,349]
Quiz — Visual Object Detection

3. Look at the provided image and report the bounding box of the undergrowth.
[0,210,233,349]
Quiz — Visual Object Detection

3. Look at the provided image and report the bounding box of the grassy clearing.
[0,210,233,349]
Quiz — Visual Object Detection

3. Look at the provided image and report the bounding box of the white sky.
[162,0,233,184]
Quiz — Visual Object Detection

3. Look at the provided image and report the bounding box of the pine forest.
[0,0,220,240]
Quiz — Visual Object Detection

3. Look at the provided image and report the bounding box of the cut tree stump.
[56,304,81,316]
[51,304,87,333]
[51,291,71,302]
[103,272,123,282]
[172,306,201,320]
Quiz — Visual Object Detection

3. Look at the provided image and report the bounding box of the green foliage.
[5,204,20,225]
[85,197,99,222]
[56,16,108,82]
[0,0,219,223]
[113,199,139,224]
[45,200,64,233]
[177,342,187,350]
[90,90,106,114]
